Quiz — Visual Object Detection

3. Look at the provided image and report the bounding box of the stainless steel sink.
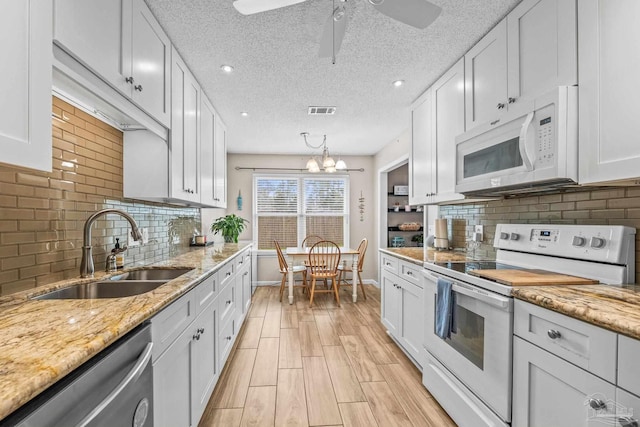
[108,268,193,282]
[31,268,194,300]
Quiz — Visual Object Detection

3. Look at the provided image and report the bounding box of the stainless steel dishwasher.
[2,323,153,427]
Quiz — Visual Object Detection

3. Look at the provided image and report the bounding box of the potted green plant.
[210,214,249,243]
[411,233,424,247]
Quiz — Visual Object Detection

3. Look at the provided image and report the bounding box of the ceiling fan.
[232,0,442,61]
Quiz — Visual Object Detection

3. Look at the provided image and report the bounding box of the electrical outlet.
[474,225,484,242]
[427,225,435,236]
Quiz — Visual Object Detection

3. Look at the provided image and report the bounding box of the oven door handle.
[425,272,510,310]
[75,342,153,427]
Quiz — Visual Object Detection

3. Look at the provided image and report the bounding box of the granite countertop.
[512,284,640,340]
[380,247,474,264]
[0,243,250,421]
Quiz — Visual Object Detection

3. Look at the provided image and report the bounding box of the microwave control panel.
[536,104,555,167]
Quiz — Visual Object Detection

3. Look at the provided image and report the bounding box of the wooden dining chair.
[274,240,308,302]
[337,237,368,301]
[301,234,323,248]
[307,241,341,307]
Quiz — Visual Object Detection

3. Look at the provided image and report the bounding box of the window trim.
[252,173,350,251]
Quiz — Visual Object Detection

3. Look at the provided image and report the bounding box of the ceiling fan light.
[335,159,347,170]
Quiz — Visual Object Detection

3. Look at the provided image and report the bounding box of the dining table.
[285,246,360,305]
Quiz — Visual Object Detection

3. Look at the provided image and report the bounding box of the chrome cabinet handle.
[547,329,562,339]
[226,272,232,277]
[588,398,607,411]
[508,97,517,104]
[226,336,232,341]
[198,328,205,334]
[226,300,232,305]
[406,271,413,276]
[193,333,200,341]
[76,342,153,427]
[125,76,134,84]
[134,84,143,92]
[490,119,500,126]
[497,102,505,109]
[619,416,639,427]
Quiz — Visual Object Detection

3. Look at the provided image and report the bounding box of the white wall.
[223,153,377,285]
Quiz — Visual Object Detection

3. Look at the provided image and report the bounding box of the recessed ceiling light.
[220,65,234,73]
[392,80,405,88]
[240,112,249,117]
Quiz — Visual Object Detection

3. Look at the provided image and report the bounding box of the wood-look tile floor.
[199,285,457,427]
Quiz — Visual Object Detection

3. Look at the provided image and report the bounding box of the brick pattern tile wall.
[440,189,640,283]
[0,97,200,296]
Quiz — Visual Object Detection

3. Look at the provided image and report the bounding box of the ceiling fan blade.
[233,0,308,15]
[371,0,442,29]
[318,9,347,58]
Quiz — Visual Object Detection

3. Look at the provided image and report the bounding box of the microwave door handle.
[519,112,535,171]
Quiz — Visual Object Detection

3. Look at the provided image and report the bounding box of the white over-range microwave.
[455,86,578,197]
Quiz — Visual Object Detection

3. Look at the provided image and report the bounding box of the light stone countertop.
[380,247,476,265]
[0,243,251,421]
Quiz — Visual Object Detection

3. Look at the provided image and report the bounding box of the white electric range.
[421,223,636,427]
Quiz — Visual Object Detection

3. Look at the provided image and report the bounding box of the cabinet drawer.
[219,261,235,289]
[194,272,217,316]
[219,278,236,326]
[236,250,250,271]
[381,254,399,274]
[399,261,423,287]
[514,300,617,383]
[219,317,235,368]
[618,335,640,396]
[151,291,195,361]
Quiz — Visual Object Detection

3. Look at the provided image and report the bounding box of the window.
[254,175,349,250]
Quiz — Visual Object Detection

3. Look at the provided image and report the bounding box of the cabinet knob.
[226,272,232,276]
[588,398,607,411]
[406,271,413,276]
[226,336,232,341]
[497,103,505,110]
[226,300,232,305]
[134,84,143,92]
[125,76,134,84]
[618,416,639,427]
[547,329,562,339]
[508,97,517,104]
[490,119,501,126]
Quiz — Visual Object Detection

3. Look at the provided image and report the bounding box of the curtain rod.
[234,166,365,172]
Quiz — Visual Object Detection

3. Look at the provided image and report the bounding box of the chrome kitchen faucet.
[80,209,143,278]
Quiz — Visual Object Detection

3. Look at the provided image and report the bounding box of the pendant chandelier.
[301,132,347,173]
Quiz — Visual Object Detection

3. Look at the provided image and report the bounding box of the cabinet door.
[200,95,217,207]
[214,115,227,207]
[431,58,465,204]
[399,279,423,365]
[409,89,434,205]
[191,300,218,425]
[153,326,193,427]
[578,0,640,184]
[238,257,252,315]
[507,0,577,104]
[616,388,640,427]
[512,336,616,427]
[171,48,201,203]
[464,19,508,130]
[380,270,400,337]
[0,1,52,172]
[53,0,131,96]
[130,0,171,126]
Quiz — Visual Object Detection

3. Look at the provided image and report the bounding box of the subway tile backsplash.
[440,189,640,283]
[0,97,199,296]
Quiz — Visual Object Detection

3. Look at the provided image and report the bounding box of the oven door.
[423,270,513,422]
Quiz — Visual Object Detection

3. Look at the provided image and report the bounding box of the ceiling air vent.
[308,106,336,115]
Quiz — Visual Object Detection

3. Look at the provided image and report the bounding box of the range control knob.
[590,237,606,249]
[572,236,587,247]
[510,233,520,241]
[500,232,510,240]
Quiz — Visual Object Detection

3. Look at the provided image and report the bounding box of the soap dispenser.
[114,238,125,269]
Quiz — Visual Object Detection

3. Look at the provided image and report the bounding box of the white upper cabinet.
[171,48,201,204]
[0,1,52,172]
[464,20,508,130]
[465,0,577,130]
[201,95,226,208]
[53,0,171,127]
[214,115,228,208]
[409,88,433,205]
[431,58,466,204]
[578,0,640,185]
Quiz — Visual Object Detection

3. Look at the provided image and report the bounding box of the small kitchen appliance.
[434,218,449,249]
[422,223,635,427]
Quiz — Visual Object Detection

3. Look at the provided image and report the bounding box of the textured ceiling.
[145,0,522,156]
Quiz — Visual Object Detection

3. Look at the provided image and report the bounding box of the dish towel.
[435,278,456,339]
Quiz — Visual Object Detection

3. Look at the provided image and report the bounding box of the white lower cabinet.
[380,253,424,368]
[152,248,252,427]
[512,336,616,427]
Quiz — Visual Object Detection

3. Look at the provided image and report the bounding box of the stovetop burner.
[433,261,522,275]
